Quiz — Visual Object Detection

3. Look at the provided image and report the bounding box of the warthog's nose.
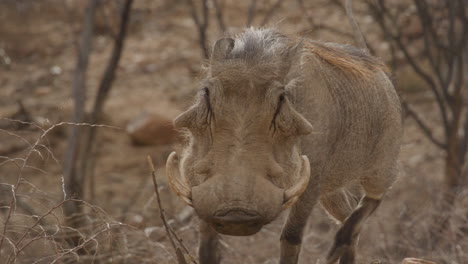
[214,209,261,223]
[211,208,263,236]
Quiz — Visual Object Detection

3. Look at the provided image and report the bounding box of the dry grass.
[1,116,466,264]
[0,120,185,264]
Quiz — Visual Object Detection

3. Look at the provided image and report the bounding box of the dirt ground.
[0,1,466,264]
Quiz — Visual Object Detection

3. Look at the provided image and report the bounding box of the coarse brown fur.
[166,28,402,264]
[304,41,389,77]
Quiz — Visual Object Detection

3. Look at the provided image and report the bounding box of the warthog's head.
[166,29,313,236]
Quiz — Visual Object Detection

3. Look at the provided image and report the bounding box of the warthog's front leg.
[280,188,320,264]
[199,220,221,264]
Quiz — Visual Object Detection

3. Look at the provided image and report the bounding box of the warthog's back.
[292,41,402,193]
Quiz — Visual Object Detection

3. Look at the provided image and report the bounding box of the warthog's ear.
[274,102,313,136]
[290,109,313,136]
[174,105,198,129]
[211,38,235,62]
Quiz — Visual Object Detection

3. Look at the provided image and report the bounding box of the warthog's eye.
[202,87,215,125]
[202,86,209,97]
[270,93,286,132]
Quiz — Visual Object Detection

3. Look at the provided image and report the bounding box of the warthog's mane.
[304,41,388,78]
[209,28,294,83]
[208,28,387,81]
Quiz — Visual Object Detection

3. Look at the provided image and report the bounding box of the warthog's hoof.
[326,244,349,264]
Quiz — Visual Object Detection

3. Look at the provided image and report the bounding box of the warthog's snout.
[211,208,263,236]
[166,151,312,236]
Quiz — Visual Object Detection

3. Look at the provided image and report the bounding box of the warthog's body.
[287,42,401,196]
[167,28,402,264]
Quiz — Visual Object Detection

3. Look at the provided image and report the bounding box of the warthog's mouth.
[209,208,264,236]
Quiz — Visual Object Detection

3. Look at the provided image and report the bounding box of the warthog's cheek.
[191,182,217,221]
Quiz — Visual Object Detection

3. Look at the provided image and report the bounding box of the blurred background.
[0,0,466,263]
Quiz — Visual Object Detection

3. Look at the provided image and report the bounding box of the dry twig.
[212,0,227,33]
[147,156,197,264]
[186,0,210,59]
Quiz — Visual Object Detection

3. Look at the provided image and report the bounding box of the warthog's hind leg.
[280,187,320,264]
[326,166,396,264]
[326,196,381,264]
[199,220,221,264]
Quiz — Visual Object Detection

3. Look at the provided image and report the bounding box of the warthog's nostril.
[211,208,263,236]
[212,208,262,224]
[214,208,259,217]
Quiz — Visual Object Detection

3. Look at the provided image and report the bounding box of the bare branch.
[402,100,446,149]
[345,0,368,52]
[460,111,468,164]
[295,0,354,39]
[366,0,450,136]
[246,0,257,27]
[187,0,210,59]
[260,0,284,26]
[0,185,45,225]
[413,0,445,96]
[63,0,97,194]
[79,0,134,201]
[457,0,468,52]
[63,1,98,239]
[212,0,226,33]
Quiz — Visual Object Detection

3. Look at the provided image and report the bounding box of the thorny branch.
[0,121,120,261]
[147,156,197,264]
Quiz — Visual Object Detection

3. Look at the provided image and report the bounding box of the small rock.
[50,65,62,75]
[408,154,424,166]
[35,86,51,96]
[126,112,178,146]
[176,207,194,224]
[144,226,166,241]
[126,213,146,228]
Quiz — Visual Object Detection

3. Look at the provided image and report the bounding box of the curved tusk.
[283,155,311,208]
[166,152,193,206]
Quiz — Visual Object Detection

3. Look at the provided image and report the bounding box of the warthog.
[166,28,402,264]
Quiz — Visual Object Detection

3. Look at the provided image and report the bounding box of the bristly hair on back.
[207,28,388,81]
[304,41,389,78]
[228,27,291,64]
